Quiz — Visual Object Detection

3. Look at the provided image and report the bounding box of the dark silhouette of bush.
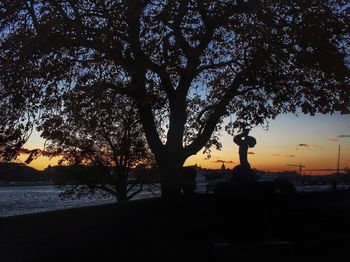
[273,178,296,194]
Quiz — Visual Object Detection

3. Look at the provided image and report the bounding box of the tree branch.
[25,0,40,34]
[196,58,243,73]
[142,55,175,97]
[127,183,144,200]
[66,0,81,22]
[92,185,117,197]
[127,180,138,192]
[184,73,245,157]
[172,0,192,58]
[47,0,72,23]
[138,103,165,157]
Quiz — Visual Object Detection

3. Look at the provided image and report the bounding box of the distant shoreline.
[0,182,54,187]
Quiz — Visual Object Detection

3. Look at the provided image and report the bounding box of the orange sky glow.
[19,113,350,175]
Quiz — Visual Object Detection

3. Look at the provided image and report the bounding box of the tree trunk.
[158,156,185,199]
[115,168,128,202]
[116,183,128,202]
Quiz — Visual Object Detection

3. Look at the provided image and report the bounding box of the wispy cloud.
[296,143,324,150]
[328,137,340,142]
[210,159,235,164]
[248,152,255,155]
[273,154,294,158]
[311,143,323,149]
[339,135,350,138]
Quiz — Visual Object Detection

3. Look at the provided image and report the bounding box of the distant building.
[221,162,226,170]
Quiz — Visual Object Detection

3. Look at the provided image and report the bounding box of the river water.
[0,185,160,217]
[1,183,346,217]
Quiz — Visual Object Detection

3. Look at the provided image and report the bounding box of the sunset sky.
[19,112,350,175]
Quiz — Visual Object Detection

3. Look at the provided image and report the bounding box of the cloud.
[296,143,323,150]
[339,135,350,138]
[328,137,340,142]
[273,154,294,158]
[211,159,235,163]
[248,152,255,155]
[311,143,323,149]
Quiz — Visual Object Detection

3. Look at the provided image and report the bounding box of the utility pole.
[337,145,341,174]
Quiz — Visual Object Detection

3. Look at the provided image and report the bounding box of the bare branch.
[196,59,243,74]
[24,0,40,33]
[127,183,144,200]
[142,55,175,97]
[184,73,245,157]
[92,185,117,196]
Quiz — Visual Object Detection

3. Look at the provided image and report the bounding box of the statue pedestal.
[213,180,276,243]
[214,182,276,197]
[230,164,256,184]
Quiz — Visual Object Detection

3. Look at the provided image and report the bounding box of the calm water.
[0,185,160,217]
[0,183,344,217]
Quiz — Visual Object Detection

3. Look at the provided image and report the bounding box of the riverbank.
[2,190,350,261]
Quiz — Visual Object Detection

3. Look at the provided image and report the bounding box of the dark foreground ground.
[2,185,350,261]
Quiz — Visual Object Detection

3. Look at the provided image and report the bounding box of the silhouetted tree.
[40,87,154,201]
[0,1,349,197]
[0,96,35,162]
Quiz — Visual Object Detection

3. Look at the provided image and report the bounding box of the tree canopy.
[40,86,154,201]
[1,0,349,196]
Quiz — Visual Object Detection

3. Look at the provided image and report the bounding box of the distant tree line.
[0,163,44,182]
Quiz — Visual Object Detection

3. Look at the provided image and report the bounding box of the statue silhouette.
[233,129,256,169]
[232,129,257,182]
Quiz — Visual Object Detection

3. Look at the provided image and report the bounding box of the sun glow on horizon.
[16,154,61,171]
[20,113,350,175]
[186,113,350,175]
